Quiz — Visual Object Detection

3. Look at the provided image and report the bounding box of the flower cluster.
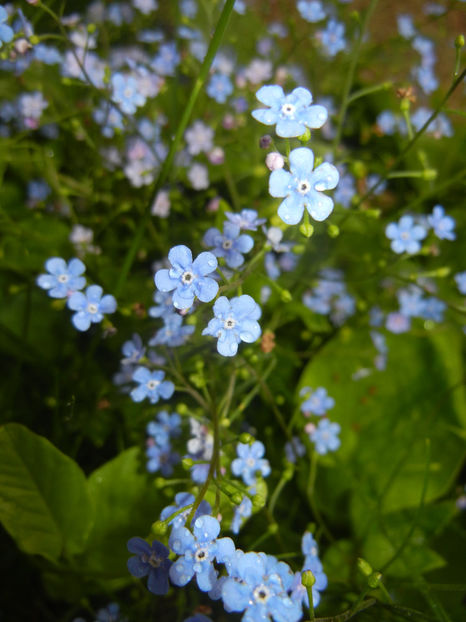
[300,387,340,455]
[145,411,182,476]
[37,257,117,331]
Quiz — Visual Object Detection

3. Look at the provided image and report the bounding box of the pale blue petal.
[276,118,306,137]
[212,296,231,318]
[305,191,334,221]
[172,288,194,309]
[99,295,117,313]
[37,274,56,290]
[298,105,328,128]
[168,245,192,271]
[72,312,91,332]
[45,257,67,275]
[133,366,151,383]
[86,285,103,302]
[399,215,414,229]
[130,385,148,402]
[196,566,217,592]
[251,108,278,125]
[278,194,305,225]
[169,558,194,586]
[68,258,86,276]
[193,515,220,542]
[193,251,217,276]
[289,147,314,177]
[221,578,251,612]
[169,526,194,554]
[223,222,240,239]
[155,269,178,293]
[231,294,257,318]
[255,84,284,106]
[225,250,244,269]
[194,277,219,302]
[269,169,291,197]
[239,320,261,343]
[413,225,427,240]
[215,537,235,563]
[202,317,223,336]
[290,86,313,105]
[158,380,175,399]
[203,227,221,247]
[385,223,398,239]
[217,332,239,357]
[391,239,405,254]
[312,162,339,190]
[67,291,87,311]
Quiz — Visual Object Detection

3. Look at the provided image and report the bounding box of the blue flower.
[269,147,339,224]
[300,387,334,416]
[454,272,466,295]
[252,85,327,138]
[397,287,425,317]
[0,7,13,48]
[202,295,261,357]
[130,367,175,404]
[385,312,411,334]
[127,537,171,595]
[149,290,174,319]
[121,333,145,365]
[232,441,271,486]
[421,297,446,322]
[385,215,427,254]
[146,442,179,476]
[221,552,302,622]
[427,205,455,240]
[376,110,398,135]
[297,1,326,22]
[231,495,253,534]
[285,437,306,463]
[169,515,235,591]
[184,615,212,622]
[149,312,195,347]
[207,73,233,103]
[203,222,254,269]
[111,73,146,114]
[291,557,327,609]
[37,257,86,299]
[225,208,266,231]
[95,602,126,622]
[302,531,319,558]
[310,419,341,454]
[147,410,181,447]
[152,41,180,76]
[334,172,356,208]
[67,285,117,331]
[155,245,218,310]
[320,19,346,56]
[160,492,212,529]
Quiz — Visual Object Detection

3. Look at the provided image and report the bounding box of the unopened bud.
[265,151,285,171]
[298,127,311,143]
[259,134,272,149]
[368,571,383,589]
[299,223,314,238]
[301,570,316,587]
[357,557,373,577]
[328,224,340,238]
[182,457,194,470]
[455,34,465,49]
[239,433,254,444]
[232,492,243,505]
[268,522,279,535]
[252,494,266,509]
[422,169,437,181]
[280,289,292,303]
[151,520,167,536]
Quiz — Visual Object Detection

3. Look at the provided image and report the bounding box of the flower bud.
[265,151,285,171]
[259,134,272,149]
[151,520,168,536]
[301,570,316,587]
[357,557,373,577]
[299,223,314,238]
[182,457,194,470]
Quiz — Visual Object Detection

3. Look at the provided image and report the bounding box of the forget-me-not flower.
[231,441,271,486]
[203,222,254,269]
[427,205,455,240]
[155,245,218,310]
[207,73,233,103]
[0,6,13,48]
[130,366,175,404]
[169,515,235,591]
[297,1,326,22]
[385,215,427,254]
[225,208,266,231]
[160,492,212,530]
[202,295,261,357]
[127,537,171,595]
[300,387,334,416]
[37,257,86,298]
[67,285,116,331]
[269,147,339,224]
[310,419,341,454]
[111,73,146,114]
[252,85,327,138]
[320,19,346,56]
[149,312,195,347]
[454,272,466,295]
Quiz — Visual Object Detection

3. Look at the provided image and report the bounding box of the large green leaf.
[0,423,92,562]
[75,447,163,579]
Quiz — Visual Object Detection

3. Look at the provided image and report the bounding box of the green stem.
[347,81,392,105]
[332,0,380,155]
[114,0,236,296]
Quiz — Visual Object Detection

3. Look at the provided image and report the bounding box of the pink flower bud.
[266,152,285,171]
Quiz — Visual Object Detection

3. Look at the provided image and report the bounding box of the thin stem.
[332,0,380,155]
[347,81,392,105]
[114,0,236,296]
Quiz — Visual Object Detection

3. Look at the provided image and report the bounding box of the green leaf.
[0,423,92,562]
[75,447,163,578]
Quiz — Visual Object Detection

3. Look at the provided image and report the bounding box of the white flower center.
[87,303,98,314]
[246,457,256,467]
[58,274,69,283]
[253,584,271,603]
[195,547,209,562]
[147,379,160,390]
[222,239,233,250]
[148,552,162,567]
[401,232,410,240]
[281,103,296,117]
[123,87,134,98]
[181,270,194,284]
[297,180,311,194]
[224,317,236,330]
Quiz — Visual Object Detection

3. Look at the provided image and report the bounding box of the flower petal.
[255,84,284,106]
[312,162,339,191]
[155,269,178,293]
[289,147,314,177]
[269,169,292,198]
[278,194,305,225]
[305,191,334,221]
[192,251,218,276]
[168,245,193,271]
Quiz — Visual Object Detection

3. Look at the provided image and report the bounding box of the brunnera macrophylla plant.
[2,1,466,621]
